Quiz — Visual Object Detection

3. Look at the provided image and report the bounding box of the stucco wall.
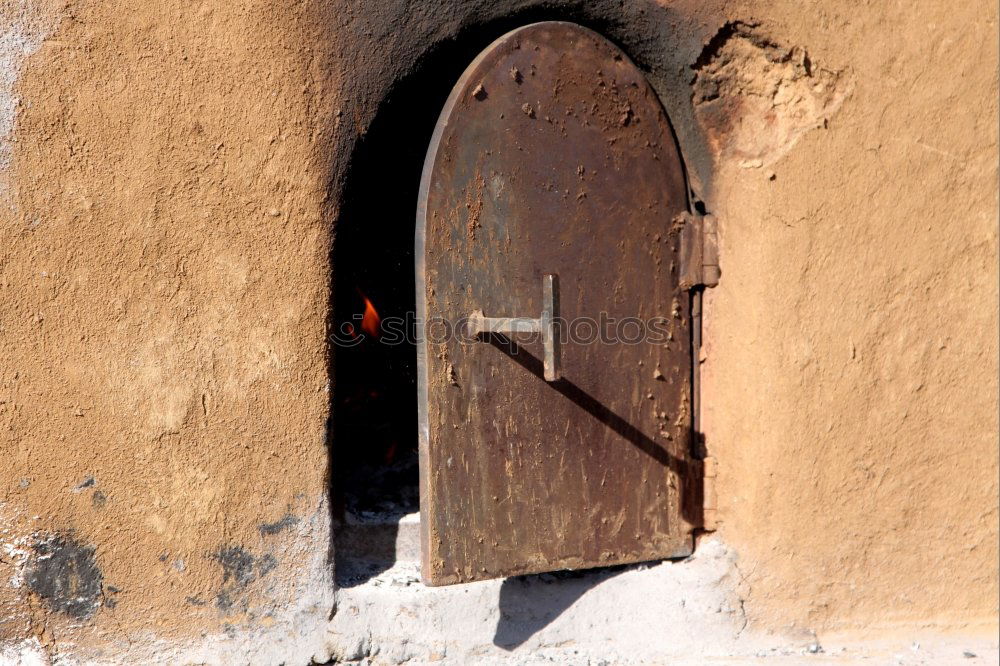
[1,1,339,661]
[0,0,996,663]
[699,0,999,638]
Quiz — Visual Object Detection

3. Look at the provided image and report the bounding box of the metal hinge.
[701,456,718,532]
[678,212,720,289]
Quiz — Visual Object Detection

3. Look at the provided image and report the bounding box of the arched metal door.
[416,22,699,586]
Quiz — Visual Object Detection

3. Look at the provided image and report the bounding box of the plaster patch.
[1,502,42,641]
[1,527,33,591]
[0,637,47,666]
[691,21,853,168]
[0,0,57,197]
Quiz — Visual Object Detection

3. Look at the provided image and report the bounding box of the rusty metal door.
[416,22,699,586]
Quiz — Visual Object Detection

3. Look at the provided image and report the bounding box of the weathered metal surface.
[679,212,721,289]
[416,21,699,586]
[468,274,562,381]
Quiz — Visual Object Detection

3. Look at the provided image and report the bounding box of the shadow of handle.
[468,274,561,381]
[482,333,704,529]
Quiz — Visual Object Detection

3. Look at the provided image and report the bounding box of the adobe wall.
[0,0,995,662]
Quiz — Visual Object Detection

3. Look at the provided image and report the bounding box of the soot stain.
[212,546,278,613]
[27,532,103,620]
[72,476,95,492]
[259,513,299,536]
[217,546,255,587]
[103,585,119,608]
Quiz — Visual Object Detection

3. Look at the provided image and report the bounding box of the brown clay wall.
[0,0,995,661]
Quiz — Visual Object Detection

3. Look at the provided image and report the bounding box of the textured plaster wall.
[0,0,996,663]
[1,0,340,662]
[700,0,999,638]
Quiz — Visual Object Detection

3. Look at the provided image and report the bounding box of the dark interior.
[329,9,634,524]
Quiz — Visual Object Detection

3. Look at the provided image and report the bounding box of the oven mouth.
[329,7,707,587]
[329,7,610,586]
[329,113,423,583]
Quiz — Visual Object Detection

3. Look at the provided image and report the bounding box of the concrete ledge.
[327,538,751,664]
[325,537,1000,665]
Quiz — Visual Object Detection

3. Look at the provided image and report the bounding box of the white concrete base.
[327,538,755,664]
[325,536,999,665]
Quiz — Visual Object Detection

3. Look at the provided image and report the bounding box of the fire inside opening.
[333,282,419,521]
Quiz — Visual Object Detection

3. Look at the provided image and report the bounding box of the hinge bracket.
[678,212,720,289]
[702,456,718,531]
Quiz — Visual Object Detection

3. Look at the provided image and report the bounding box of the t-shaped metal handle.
[467,274,562,381]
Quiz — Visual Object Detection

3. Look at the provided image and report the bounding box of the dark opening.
[329,7,702,585]
[330,9,630,585]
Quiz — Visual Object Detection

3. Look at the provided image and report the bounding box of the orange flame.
[384,441,398,465]
[356,288,381,339]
